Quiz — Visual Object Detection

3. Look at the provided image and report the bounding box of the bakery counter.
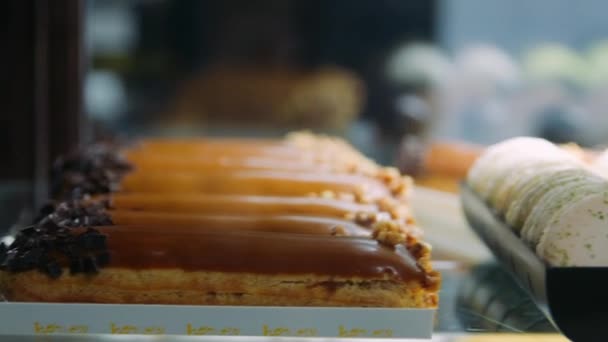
[0,261,563,340]
[0,133,580,340]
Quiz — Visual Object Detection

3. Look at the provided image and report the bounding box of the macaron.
[505,167,591,230]
[487,154,580,215]
[467,137,558,199]
[591,148,608,178]
[537,186,608,266]
[521,172,606,246]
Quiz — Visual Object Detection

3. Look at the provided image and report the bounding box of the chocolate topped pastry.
[0,218,108,278]
[1,197,116,277]
[51,143,133,199]
[48,133,414,222]
[0,132,439,308]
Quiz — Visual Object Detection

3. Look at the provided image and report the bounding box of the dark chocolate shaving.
[42,261,62,279]
[0,244,6,263]
[19,226,36,236]
[96,251,110,267]
[69,258,84,274]
[33,203,57,224]
[51,143,133,200]
[83,256,99,273]
[35,199,113,228]
[3,140,123,278]
[1,198,114,278]
[77,230,107,250]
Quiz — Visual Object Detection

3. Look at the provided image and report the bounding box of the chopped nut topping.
[320,190,336,199]
[354,211,377,226]
[377,197,398,217]
[376,197,413,220]
[408,241,433,275]
[354,188,371,204]
[337,193,356,202]
[343,212,356,221]
[376,167,411,197]
[390,176,413,198]
[307,190,339,199]
[377,167,401,183]
[330,225,348,236]
[404,225,424,238]
[372,221,407,247]
[409,241,432,259]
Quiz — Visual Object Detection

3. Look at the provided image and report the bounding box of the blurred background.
[84,0,608,152]
[5,0,608,226]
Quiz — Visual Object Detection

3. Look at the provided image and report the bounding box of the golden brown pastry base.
[1,269,438,308]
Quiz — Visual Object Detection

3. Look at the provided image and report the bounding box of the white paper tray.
[0,302,435,338]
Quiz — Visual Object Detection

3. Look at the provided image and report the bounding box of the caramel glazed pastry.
[0,132,439,308]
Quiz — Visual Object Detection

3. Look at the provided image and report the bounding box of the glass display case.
[4,0,608,340]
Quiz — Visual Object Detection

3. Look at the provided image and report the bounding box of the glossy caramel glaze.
[126,154,334,173]
[110,194,379,218]
[138,137,281,147]
[98,226,430,284]
[120,170,390,199]
[109,211,371,236]
[128,142,311,160]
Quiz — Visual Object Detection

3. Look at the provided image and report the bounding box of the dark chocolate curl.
[0,243,7,265]
[77,232,106,250]
[43,261,63,279]
[95,251,111,267]
[83,256,99,273]
[51,143,132,200]
[69,258,84,274]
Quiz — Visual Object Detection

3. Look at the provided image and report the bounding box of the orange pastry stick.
[127,134,374,168]
[119,170,393,201]
[128,142,312,160]
[109,193,382,219]
[124,147,360,171]
[137,137,281,148]
[125,154,335,173]
[109,211,371,237]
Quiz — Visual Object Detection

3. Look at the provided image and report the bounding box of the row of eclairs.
[0,132,439,308]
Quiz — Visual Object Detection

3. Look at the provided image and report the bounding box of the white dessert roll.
[591,148,608,178]
[520,174,606,246]
[466,136,608,268]
[494,161,582,217]
[536,187,608,266]
[467,137,560,200]
[505,168,591,230]
[487,155,581,215]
